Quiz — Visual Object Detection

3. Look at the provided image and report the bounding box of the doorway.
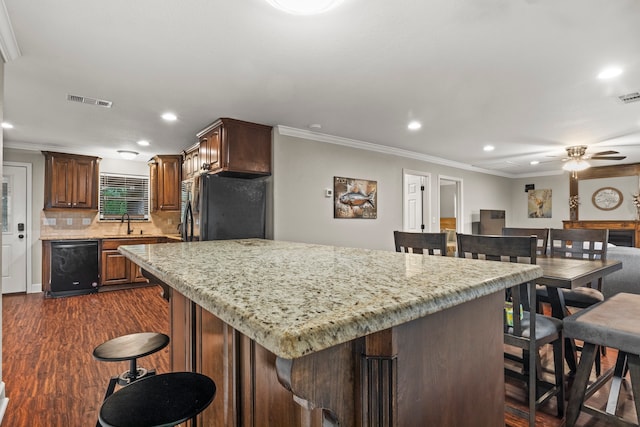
[438,175,463,233]
[2,162,32,294]
[402,170,431,232]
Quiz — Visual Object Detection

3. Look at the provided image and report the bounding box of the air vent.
[618,92,640,104]
[66,94,113,108]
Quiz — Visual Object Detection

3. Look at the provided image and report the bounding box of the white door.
[2,164,28,294]
[403,172,430,232]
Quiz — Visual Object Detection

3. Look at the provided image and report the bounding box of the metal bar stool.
[99,372,216,427]
[93,332,170,401]
[564,293,640,426]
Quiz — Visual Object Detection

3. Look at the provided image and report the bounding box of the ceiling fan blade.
[591,150,620,156]
[590,156,627,160]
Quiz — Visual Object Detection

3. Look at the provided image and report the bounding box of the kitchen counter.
[119,238,541,426]
[120,238,540,358]
[40,233,175,240]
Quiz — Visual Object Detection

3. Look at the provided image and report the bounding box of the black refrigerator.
[181,175,266,241]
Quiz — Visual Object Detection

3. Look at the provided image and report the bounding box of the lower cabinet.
[101,238,165,286]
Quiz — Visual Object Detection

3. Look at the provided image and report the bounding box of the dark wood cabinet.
[182,143,200,180]
[43,151,100,210]
[196,118,272,177]
[42,237,167,292]
[149,155,182,212]
[101,237,165,285]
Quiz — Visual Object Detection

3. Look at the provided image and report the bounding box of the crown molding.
[277,125,522,178]
[0,0,20,62]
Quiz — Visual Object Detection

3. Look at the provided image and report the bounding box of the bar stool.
[564,292,640,426]
[93,332,170,400]
[99,372,216,427]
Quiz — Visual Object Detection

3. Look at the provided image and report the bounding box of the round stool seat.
[93,332,169,362]
[99,372,216,427]
[93,332,170,386]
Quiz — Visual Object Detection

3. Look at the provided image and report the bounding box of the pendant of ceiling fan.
[562,145,627,162]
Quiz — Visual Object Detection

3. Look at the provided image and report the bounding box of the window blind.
[99,173,149,219]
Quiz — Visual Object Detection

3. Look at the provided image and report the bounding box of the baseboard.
[29,283,42,294]
[0,381,9,424]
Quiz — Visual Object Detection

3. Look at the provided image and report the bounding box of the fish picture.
[334,176,377,219]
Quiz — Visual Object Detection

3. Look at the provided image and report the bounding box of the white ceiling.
[3,0,640,177]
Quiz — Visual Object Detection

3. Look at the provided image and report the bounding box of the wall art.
[527,189,552,218]
[334,176,377,219]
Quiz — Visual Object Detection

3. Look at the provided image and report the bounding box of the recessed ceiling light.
[117,150,139,160]
[483,145,495,152]
[161,112,177,121]
[309,124,322,130]
[2,122,14,129]
[137,140,150,146]
[265,0,344,15]
[530,160,540,165]
[408,121,422,131]
[597,67,623,79]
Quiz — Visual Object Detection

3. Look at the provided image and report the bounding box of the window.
[99,173,149,220]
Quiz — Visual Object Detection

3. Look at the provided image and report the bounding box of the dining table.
[535,256,623,372]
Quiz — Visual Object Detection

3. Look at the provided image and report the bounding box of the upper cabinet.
[196,118,272,178]
[182,143,200,180]
[149,154,182,211]
[43,151,100,210]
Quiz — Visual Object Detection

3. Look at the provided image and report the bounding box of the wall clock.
[592,187,623,211]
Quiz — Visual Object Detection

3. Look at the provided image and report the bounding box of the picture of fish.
[339,190,376,208]
[334,176,377,219]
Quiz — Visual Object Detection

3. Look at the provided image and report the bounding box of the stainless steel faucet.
[121,212,133,234]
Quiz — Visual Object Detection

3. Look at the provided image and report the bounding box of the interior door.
[403,172,430,232]
[2,164,28,294]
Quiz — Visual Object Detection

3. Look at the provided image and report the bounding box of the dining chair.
[393,231,447,256]
[541,228,609,375]
[457,233,564,426]
[502,227,549,256]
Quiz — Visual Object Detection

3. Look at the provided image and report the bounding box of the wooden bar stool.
[564,293,640,426]
[99,372,216,427]
[93,332,170,401]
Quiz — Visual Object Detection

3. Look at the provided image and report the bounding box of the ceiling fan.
[562,145,626,175]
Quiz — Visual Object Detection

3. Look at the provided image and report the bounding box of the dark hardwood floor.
[1,286,637,426]
[2,287,169,426]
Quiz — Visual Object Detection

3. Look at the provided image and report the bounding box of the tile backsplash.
[40,210,181,238]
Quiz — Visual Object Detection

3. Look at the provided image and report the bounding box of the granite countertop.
[119,239,542,359]
[40,234,178,241]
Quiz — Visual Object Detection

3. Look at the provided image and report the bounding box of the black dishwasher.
[49,240,99,297]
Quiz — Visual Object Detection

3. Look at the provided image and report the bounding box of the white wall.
[509,172,640,228]
[100,157,149,176]
[440,184,456,217]
[578,175,638,220]
[508,174,569,229]
[273,131,514,251]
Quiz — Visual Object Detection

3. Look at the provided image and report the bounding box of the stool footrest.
[581,404,638,427]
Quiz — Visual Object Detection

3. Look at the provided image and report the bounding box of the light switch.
[325,188,333,198]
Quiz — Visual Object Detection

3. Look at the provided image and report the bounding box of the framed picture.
[334,176,377,219]
[592,187,623,210]
[527,189,552,218]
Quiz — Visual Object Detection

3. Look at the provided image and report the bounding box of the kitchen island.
[119,239,542,426]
